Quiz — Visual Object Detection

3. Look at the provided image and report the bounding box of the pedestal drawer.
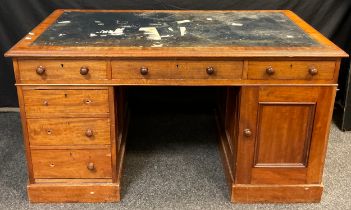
[31,149,112,179]
[23,89,109,117]
[28,118,110,146]
[18,59,108,81]
[248,61,335,80]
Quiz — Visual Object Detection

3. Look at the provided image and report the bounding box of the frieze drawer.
[112,60,243,80]
[248,61,336,80]
[18,59,108,81]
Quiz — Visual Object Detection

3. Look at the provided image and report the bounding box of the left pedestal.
[17,86,126,203]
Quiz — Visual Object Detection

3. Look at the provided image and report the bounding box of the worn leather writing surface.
[33,11,319,47]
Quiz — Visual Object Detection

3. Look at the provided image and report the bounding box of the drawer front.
[111,60,243,80]
[23,89,109,117]
[173,61,243,79]
[28,118,110,146]
[112,60,171,79]
[248,61,335,80]
[31,149,112,179]
[18,59,107,81]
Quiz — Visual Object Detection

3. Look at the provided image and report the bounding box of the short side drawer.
[28,118,111,146]
[31,149,112,179]
[23,89,109,117]
[248,61,335,80]
[18,59,108,81]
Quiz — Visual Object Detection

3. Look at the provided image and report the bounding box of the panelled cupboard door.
[235,86,336,185]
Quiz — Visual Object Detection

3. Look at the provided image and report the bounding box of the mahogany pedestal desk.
[5,10,348,203]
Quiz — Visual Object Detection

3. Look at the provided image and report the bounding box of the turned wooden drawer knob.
[36,66,46,75]
[87,162,95,171]
[43,100,49,106]
[85,129,94,137]
[265,66,275,75]
[243,128,252,137]
[80,66,89,75]
[206,66,215,75]
[140,67,148,75]
[309,67,318,76]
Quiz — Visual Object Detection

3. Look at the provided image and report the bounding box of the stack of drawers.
[16,59,118,202]
[24,88,112,181]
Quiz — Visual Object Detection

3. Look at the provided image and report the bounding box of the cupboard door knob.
[80,66,89,75]
[87,162,95,171]
[309,67,318,76]
[243,129,252,137]
[206,66,215,75]
[266,66,275,75]
[85,129,94,137]
[140,67,148,75]
[43,100,49,106]
[36,66,46,75]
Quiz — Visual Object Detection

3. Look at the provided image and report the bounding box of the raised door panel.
[254,103,315,168]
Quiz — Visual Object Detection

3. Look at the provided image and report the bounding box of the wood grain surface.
[31,149,112,179]
[27,118,110,146]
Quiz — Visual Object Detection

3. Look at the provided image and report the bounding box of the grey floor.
[0,111,350,210]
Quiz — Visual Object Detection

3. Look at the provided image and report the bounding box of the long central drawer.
[111,60,243,80]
